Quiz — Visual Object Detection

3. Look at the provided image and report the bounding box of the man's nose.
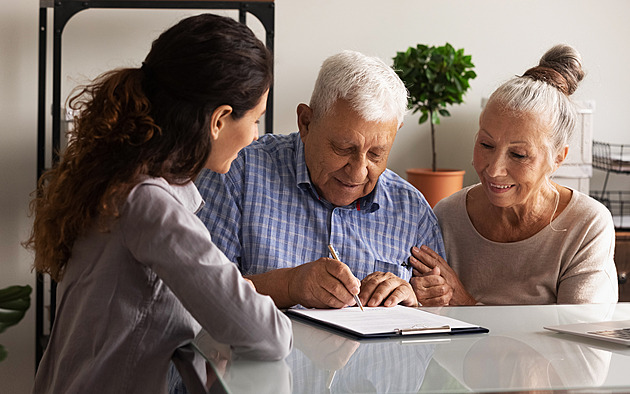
[345,153,369,181]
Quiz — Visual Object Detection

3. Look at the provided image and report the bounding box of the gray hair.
[309,50,409,126]
[484,44,585,174]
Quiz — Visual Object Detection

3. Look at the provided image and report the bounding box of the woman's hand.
[409,266,453,306]
[408,246,477,306]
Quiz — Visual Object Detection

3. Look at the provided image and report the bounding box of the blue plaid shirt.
[195,132,444,282]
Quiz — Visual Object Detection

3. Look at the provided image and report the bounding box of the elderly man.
[196,50,445,309]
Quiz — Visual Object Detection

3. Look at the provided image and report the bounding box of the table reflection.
[193,330,292,394]
[188,304,630,393]
[288,319,436,393]
[425,304,616,392]
[461,335,610,391]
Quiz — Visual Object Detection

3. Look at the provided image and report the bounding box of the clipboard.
[286,305,489,339]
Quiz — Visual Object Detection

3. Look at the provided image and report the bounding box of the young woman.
[27,14,292,393]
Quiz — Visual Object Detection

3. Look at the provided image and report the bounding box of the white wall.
[273,0,630,190]
[2,1,630,392]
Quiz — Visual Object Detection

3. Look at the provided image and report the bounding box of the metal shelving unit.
[36,0,274,368]
[591,141,630,230]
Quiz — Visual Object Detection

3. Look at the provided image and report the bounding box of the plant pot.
[406,168,465,208]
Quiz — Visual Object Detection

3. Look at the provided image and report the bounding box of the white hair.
[486,78,577,174]
[484,44,584,176]
[309,50,409,126]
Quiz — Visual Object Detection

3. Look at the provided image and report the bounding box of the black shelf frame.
[36,0,274,368]
[591,141,630,230]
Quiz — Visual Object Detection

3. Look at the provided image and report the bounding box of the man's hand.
[293,320,359,371]
[286,258,361,309]
[359,271,418,307]
[408,246,477,306]
[243,278,256,290]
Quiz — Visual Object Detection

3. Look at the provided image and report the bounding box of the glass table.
[191,303,630,393]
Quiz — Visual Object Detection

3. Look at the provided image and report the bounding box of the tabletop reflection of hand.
[289,318,436,394]
[292,319,360,371]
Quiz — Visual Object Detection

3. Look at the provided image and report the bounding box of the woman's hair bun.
[522,44,585,95]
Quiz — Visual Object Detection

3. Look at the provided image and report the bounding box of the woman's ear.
[554,145,569,170]
[209,105,234,140]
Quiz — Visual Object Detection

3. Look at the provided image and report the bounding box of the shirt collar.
[294,134,312,190]
[293,133,380,213]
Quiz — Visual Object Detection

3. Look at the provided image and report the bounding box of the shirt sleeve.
[195,167,244,268]
[120,182,292,360]
[416,203,446,260]
[557,201,619,304]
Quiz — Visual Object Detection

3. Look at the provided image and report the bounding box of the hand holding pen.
[285,252,364,309]
[328,244,364,311]
[277,242,414,309]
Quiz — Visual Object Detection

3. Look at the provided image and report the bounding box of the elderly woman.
[410,44,618,305]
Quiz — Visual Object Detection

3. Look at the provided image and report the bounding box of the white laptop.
[544,320,630,346]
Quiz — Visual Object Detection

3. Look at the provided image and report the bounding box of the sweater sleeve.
[556,194,619,304]
[121,182,293,360]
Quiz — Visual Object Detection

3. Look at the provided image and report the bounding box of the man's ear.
[209,105,233,140]
[296,103,313,140]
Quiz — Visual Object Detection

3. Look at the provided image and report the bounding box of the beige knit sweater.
[434,185,618,305]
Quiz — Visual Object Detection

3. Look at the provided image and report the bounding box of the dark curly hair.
[25,13,272,281]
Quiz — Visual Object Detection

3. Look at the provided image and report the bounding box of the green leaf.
[0,285,32,302]
[0,285,31,363]
[431,111,440,124]
[0,311,26,334]
[0,298,30,310]
[0,285,31,334]
[453,78,463,94]
[0,345,6,362]
[418,112,429,124]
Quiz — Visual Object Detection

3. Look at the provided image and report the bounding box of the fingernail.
[412,246,419,253]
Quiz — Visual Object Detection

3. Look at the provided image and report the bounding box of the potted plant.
[0,284,32,362]
[392,43,476,207]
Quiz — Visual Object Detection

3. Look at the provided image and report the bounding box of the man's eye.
[333,146,352,155]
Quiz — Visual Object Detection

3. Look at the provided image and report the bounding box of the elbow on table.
[236,313,293,361]
[264,314,294,361]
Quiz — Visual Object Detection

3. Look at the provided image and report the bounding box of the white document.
[286,305,488,338]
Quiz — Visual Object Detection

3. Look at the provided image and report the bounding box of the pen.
[326,370,336,390]
[327,244,364,311]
